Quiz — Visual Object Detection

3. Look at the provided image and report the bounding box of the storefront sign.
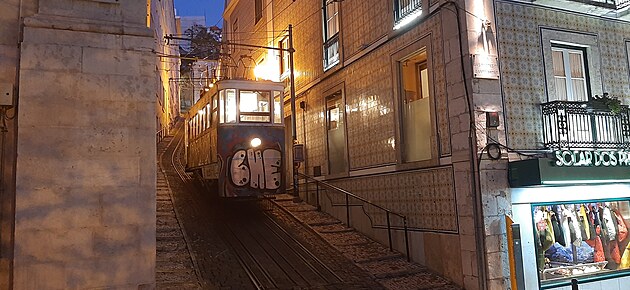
[554,150,630,167]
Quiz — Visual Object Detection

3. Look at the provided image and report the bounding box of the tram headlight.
[251,137,262,148]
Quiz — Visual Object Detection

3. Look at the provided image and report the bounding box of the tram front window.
[225,89,237,123]
[273,91,282,124]
[240,90,271,122]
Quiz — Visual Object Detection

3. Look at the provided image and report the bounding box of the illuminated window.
[326,91,347,175]
[273,91,282,124]
[393,0,422,30]
[219,90,225,124]
[532,200,630,285]
[323,0,340,70]
[239,90,271,122]
[225,89,236,123]
[146,0,151,28]
[399,48,432,162]
[279,37,290,78]
[551,46,589,101]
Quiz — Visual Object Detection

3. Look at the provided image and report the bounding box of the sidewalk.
[271,194,463,290]
[156,135,202,289]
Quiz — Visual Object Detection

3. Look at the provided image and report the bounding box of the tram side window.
[205,104,211,128]
[212,94,218,125]
[273,91,282,124]
[240,90,271,122]
[225,89,237,123]
[219,90,225,124]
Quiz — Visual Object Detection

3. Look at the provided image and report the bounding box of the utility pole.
[288,24,299,198]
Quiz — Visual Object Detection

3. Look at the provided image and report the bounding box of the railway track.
[167,124,348,289]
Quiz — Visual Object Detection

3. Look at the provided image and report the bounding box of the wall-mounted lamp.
[481,19,491,31]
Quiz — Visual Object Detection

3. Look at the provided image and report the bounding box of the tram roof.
[213,79,284,92]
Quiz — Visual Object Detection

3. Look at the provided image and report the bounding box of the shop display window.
[533,200,630,283]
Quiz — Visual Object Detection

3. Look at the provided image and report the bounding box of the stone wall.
[10,1,157,289]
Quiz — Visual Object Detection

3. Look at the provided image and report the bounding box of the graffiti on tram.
[229,147,282,190]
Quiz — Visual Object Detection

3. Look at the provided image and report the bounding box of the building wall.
[0,1,38,288]
[223,0,268,80]
[223,0,489,288]
[152,0,180,137]
[478,0,630,289]
[495,0,630,150]
[1,0,157,289]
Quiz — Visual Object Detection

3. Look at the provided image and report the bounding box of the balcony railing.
[541,100,630,150]
[394,0,422,24]
[568,0,630,10]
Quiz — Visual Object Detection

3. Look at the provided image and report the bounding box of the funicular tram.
[185,79,286,197]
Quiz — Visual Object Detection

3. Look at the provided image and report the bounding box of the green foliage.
[180,25,222,74]
[591,93,623,114]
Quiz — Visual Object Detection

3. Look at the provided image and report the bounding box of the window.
[326,91,347,174]
[322,0,340,69]
[399,49,432,162]
[255,0,263,23]
[239,90,271,122]
[393,0,422,30]
[225,89,237,123]
[551,46,589,101]
[532,200,630,285]
[232,19,238,43]
[279,37,290,78]
[273,91,282,124]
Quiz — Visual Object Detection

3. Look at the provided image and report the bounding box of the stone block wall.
[10,1,157,289]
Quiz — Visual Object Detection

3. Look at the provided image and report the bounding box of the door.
[326,92,348,175]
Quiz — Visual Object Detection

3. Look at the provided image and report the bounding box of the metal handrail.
[296,172,410,261]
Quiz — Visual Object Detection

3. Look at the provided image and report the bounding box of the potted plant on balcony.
[587,93,622,114]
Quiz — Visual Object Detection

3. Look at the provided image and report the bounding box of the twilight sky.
[174,0,225,27]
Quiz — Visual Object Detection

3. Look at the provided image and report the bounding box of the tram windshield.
[240,90,271,122]
[217,86,283,124]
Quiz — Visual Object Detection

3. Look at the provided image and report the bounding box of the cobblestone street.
[155,129,462,289]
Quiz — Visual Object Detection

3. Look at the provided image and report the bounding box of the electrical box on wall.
[0,83,14,107]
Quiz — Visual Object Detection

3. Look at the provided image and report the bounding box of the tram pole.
[288,24,299,199]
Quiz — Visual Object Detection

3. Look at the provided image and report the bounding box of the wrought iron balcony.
[541,100,630,150]
[568,0,630,10]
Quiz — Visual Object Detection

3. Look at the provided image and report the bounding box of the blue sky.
[174,0,225,27]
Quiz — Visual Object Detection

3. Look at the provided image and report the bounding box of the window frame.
[255,0,263,23]
[393,0,423,29]
[279,37,290,79]
[391,37,439,169]
[550,44,591,102]
[322,0,341,70]
[540,29,603,103]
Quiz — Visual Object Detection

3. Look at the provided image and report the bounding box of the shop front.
[509,156,630,289]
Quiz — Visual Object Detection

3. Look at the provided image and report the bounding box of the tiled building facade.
[224,0,630,289]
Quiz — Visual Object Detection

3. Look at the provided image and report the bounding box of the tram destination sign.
[554,150,630,167]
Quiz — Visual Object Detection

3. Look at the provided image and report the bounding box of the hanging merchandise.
[533,200,630,282]
[551,207,566,246]
[602,206,618,242]
[621,242,630,269]
[579,205,591,240]
[586,226,606,263]
[613,210,628,242]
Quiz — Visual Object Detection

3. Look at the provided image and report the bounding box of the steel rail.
[169,126,265,290]
[260,208,344,284]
